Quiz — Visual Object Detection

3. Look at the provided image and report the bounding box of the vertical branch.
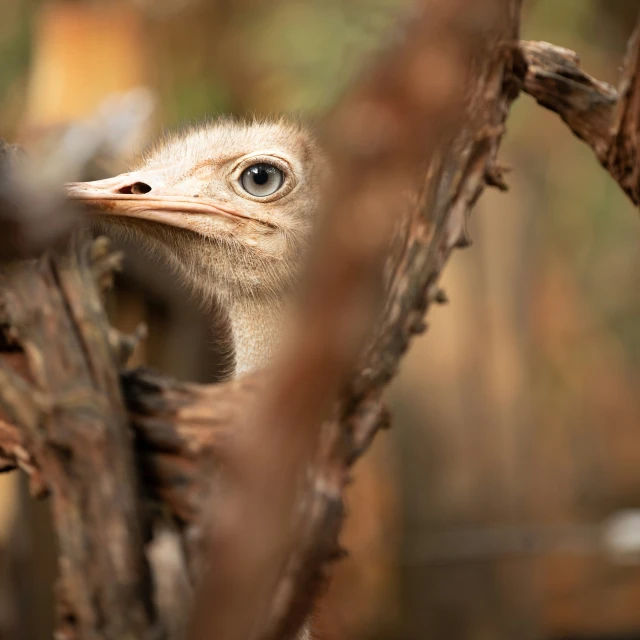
[0,231,159,640]
[188,2,517,640]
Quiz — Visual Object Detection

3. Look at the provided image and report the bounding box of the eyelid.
[229,154,298,201]
[233,154,292,179]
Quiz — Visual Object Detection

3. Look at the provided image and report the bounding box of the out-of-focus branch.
[521,16,640,206]
[0,141,75,261]
[0,95,162,639]
[0,86,155,262]
[348,0,524,457]
[187,2,524,640]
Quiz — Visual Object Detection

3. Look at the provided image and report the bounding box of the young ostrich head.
[66,118,328,377]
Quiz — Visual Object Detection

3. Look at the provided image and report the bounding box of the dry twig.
[521,15,640,205]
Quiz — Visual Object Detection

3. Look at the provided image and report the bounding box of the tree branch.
[187,2,524,640]
[0,233,160,640]
[521,15,640,205]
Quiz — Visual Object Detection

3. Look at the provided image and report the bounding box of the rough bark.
[521,15,640,206]
[0,232,159,640]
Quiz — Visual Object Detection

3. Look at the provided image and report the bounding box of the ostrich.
[66,117,329,639]
[66,117,329,377]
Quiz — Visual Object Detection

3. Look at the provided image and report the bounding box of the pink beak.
[65,169,250,233]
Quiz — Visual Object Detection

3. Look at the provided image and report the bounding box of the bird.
[66,116,330,640]
[66,117,389,640]
[66,116,329,378]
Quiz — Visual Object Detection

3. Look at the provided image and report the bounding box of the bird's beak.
[65,170,247,233]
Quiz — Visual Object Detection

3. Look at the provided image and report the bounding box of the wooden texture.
[521,21,640,206]
[0,233,159,640]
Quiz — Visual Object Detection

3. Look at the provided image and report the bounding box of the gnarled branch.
[0,233,159,640]
[521,15,640,205]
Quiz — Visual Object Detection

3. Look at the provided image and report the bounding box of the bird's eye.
[240,163,284,197]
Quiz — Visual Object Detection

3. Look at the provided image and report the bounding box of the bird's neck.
[227,300,286,377]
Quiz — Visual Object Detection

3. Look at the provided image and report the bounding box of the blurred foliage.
[0,0,412,131]
[0,0,31,127]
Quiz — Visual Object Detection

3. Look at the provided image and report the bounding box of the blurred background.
[1,0,640,638]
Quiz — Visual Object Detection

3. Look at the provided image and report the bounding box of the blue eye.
[240,163,284,197]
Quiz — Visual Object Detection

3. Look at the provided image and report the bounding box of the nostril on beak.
[118,181,152,195]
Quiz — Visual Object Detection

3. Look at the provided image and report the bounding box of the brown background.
[1,1,640,638]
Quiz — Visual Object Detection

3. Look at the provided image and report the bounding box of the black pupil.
[251,165,271,185]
